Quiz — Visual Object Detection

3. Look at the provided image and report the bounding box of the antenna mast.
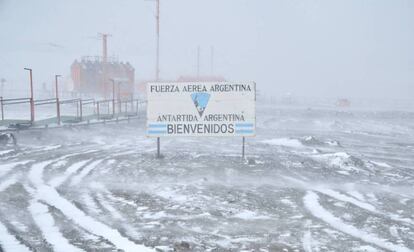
[210,46,214,76]
[98,33,111,97]
[156,0,160,81]
[197,46,200,79]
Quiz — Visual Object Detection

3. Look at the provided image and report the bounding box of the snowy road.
[0,105,413,251]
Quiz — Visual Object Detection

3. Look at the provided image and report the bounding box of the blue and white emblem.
[191,92,210,117]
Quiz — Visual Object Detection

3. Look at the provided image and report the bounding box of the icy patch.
[41,145,62,151]
[311,152,364,173]
[300,136,341,147]
[261,138,304,148]
[155,187,188,203]
[351,245,379,252]
[370,161,392,168]
[233,210,270,220]
[52,160,68,168]
[304,191,412,252]
[301,136,324,146]
[326,140,341,147]
[280,198,296,208]
[0,149,15,156]
[142,211,170,219]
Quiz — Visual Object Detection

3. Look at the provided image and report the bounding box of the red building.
[71,56,135,98]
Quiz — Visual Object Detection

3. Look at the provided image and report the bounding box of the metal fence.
[0,96,146,128]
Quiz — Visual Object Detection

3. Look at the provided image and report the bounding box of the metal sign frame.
[146,81,256,158]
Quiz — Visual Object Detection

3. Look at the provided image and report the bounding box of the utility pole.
[147,0,161,158]
[102,33,109,63]
[0,78,5,96]
[145,0,160,80]
[156,0,160,81]
[55,75,62,125]
[210,46,214,76]
[197,46,201,79]
[156,0,161,158]
[24,68,34,123]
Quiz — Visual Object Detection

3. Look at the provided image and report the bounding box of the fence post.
[76,100,79,118]
[56,98,61,125]
[30,97,35,123]
[79,99,83,121]
[0,96,4,121]
[97,102,100,120]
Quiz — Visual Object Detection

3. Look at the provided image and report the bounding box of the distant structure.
[176,75,226,82]
[70,34,135,98]
[336,98,351,108]
[71,57,134,98]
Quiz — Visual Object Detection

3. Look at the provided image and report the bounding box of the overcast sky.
[0,0,413,99]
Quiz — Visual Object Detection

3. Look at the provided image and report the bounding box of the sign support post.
[156,137,161,158]
[242,137,245,160]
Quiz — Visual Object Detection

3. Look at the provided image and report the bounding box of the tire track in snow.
[0,173,31,252]
[81,193,103,215]
[28,160,83,251]
[302,230,312,252]
[89,185,144,240]
[0,174,19,192]
[0,161,32,179]
[316,188,376,212]
[48,159,91,187]
[0,221,31,252]
[316,188,414,227]
[70,160,102,186]
[304,191,412,252]
[284,176,414,227]
[96,193,125,221]
[302,220,315,252]
[29,201,85,252]
[29,159,155,252]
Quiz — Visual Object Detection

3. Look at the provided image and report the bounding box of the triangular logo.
[191,92,210,117]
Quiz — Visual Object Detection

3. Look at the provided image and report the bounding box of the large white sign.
[146,82,256,137]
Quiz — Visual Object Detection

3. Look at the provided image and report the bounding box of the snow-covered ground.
[0,103,413,251]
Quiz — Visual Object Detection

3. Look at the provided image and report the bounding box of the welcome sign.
[146,82,256,137]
